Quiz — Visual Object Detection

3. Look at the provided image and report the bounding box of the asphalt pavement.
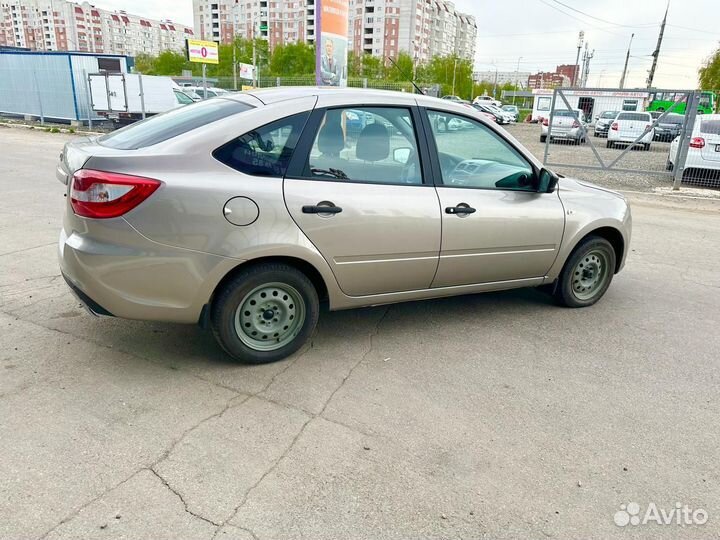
[1,125,719,540]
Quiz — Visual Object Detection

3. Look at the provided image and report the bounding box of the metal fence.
[541,88,718,190]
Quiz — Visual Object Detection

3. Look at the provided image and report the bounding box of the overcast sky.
[94,0,718,88]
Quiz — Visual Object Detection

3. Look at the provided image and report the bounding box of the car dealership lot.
[1,127,719,539]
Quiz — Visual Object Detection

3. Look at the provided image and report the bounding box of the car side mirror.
[538,168,559,193]
[393,147,411,164]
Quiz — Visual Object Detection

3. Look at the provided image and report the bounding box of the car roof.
[225,86,472,110]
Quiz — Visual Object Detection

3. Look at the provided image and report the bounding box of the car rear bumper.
[58,222,244,324]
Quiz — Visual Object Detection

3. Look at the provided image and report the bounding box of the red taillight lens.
[690,137,705,149]
[572,120,580,128]
[542,117,549,126]
[611,122,619,131]
[70,169,161,219]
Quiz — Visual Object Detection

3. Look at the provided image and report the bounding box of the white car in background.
[473,95,502,108]
[606,111,654,150]
[667,114,720,183]
[185,86,231,99]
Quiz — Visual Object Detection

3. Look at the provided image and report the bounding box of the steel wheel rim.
[234,282,306,351]
[571,249,610,301]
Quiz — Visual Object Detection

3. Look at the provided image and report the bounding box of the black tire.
[666,159,674,171]
[211,263,320,364]
[606,141,614,149]
[644,143,651,151]
[553,236,617,308]
[540,135,547,143]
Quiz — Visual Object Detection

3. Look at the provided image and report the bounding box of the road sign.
[238,63,254,80]
[186,39,219,65]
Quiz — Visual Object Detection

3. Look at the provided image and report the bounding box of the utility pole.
[252,23,257,88]
[646,1,669,88]
[581,46,594,87]
[619,33,634,89]
[232,39,237,90]
[451,57,457,96]
[513,56,523,105]
[573,30,584,86]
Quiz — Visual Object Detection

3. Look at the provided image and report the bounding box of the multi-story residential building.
[349,0,476,62]
[191,0,475,62]
[473,70,532,86]
[527,70,570,90]
[0,0,193,56]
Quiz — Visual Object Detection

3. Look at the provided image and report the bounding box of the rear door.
[284,101,441,297]
[699,117,720,163]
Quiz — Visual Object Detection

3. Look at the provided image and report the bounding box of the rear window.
[617,113,650,122]
[554,110,582,118]
[98,98,254,150]
[662,114,684,125]
[700,120,720,135]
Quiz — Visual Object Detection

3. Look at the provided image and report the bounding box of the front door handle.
[302,204,343,214]
[445,204,476,215]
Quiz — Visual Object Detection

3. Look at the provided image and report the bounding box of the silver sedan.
[57,88,631,364]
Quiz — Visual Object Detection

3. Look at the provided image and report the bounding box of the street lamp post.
[513,56,523,105]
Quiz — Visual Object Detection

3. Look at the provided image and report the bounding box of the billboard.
[186,39,219,65]
[315,0,349,87]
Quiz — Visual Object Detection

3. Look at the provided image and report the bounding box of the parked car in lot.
[593,110,619,137]
[607,111,654,150]
[473,103,510,124]
[667,114,720,183]
[501,104,520,121]
[653,112,684,142]
[185,86,231,99]
[473,95,502,108]
[56,87,631,364]
[540,109,588,144]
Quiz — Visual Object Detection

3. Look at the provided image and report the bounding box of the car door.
[422,108,565,288]
[284,103,441,297]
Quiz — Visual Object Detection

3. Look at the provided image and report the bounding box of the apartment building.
[0,0,193,56]
[349,0,476,62]
[191,0,475,62]
[473,70,532,86]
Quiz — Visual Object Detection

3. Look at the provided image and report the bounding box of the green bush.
[50,127,60,133]
[68,127,76,134]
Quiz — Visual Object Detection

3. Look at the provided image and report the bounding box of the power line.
[548,0,657,29]
[536,0,626,37]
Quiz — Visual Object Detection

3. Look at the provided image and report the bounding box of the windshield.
[601,111,617,119]
[98,98,254,150]
[660,114,684,125]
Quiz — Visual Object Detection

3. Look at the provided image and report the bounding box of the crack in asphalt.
[11,304,391,540]
[148,468,223,528]
[0,241,56,258]
[219,306,391,536]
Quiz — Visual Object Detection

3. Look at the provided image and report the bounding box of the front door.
[424,109,565,288]
[284,105,441,297]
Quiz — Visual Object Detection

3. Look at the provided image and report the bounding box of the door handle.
[302,205,343,214]
[445,205,476,215]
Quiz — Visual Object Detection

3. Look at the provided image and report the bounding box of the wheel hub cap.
[234,283,306,352]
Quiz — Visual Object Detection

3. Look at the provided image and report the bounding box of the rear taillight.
[689,137,705,149]
[611,122,619,131]
[542,117,549,126]
[572,120,580,128]
[70,169,161,219]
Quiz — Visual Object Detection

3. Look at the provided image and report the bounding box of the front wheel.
[211,263,319,364]
[540,135,547,143]
[553,236,616,308]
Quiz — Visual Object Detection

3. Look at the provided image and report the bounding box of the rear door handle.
[445,205,476,215]
[302,205,343,214]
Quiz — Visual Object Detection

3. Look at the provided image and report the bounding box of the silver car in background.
[540,109,588,144]
[57,88,631,364]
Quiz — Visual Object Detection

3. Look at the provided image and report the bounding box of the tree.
[387,52,414,81]
[348,51,384,79]
[420,55,473,98]
[153,50,192,76]
[268,42,315,76]
[133,53,156,74]
[699,48,720,92]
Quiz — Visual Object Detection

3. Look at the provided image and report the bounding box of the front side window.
[214,112,309,177]
[305,107,423,185]
[427,110,534,191]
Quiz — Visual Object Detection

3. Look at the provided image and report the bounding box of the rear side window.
[617,113,650,122]
[700,120,720,135]
[98,99,254,150]
[213,112,309,177]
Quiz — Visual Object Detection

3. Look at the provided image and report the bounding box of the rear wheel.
[666,159,674,171]
[553,236,616,308]
[644,143,651,151]
[211,263,319,364]
[606,141,614,149]
[540,135,547,143]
